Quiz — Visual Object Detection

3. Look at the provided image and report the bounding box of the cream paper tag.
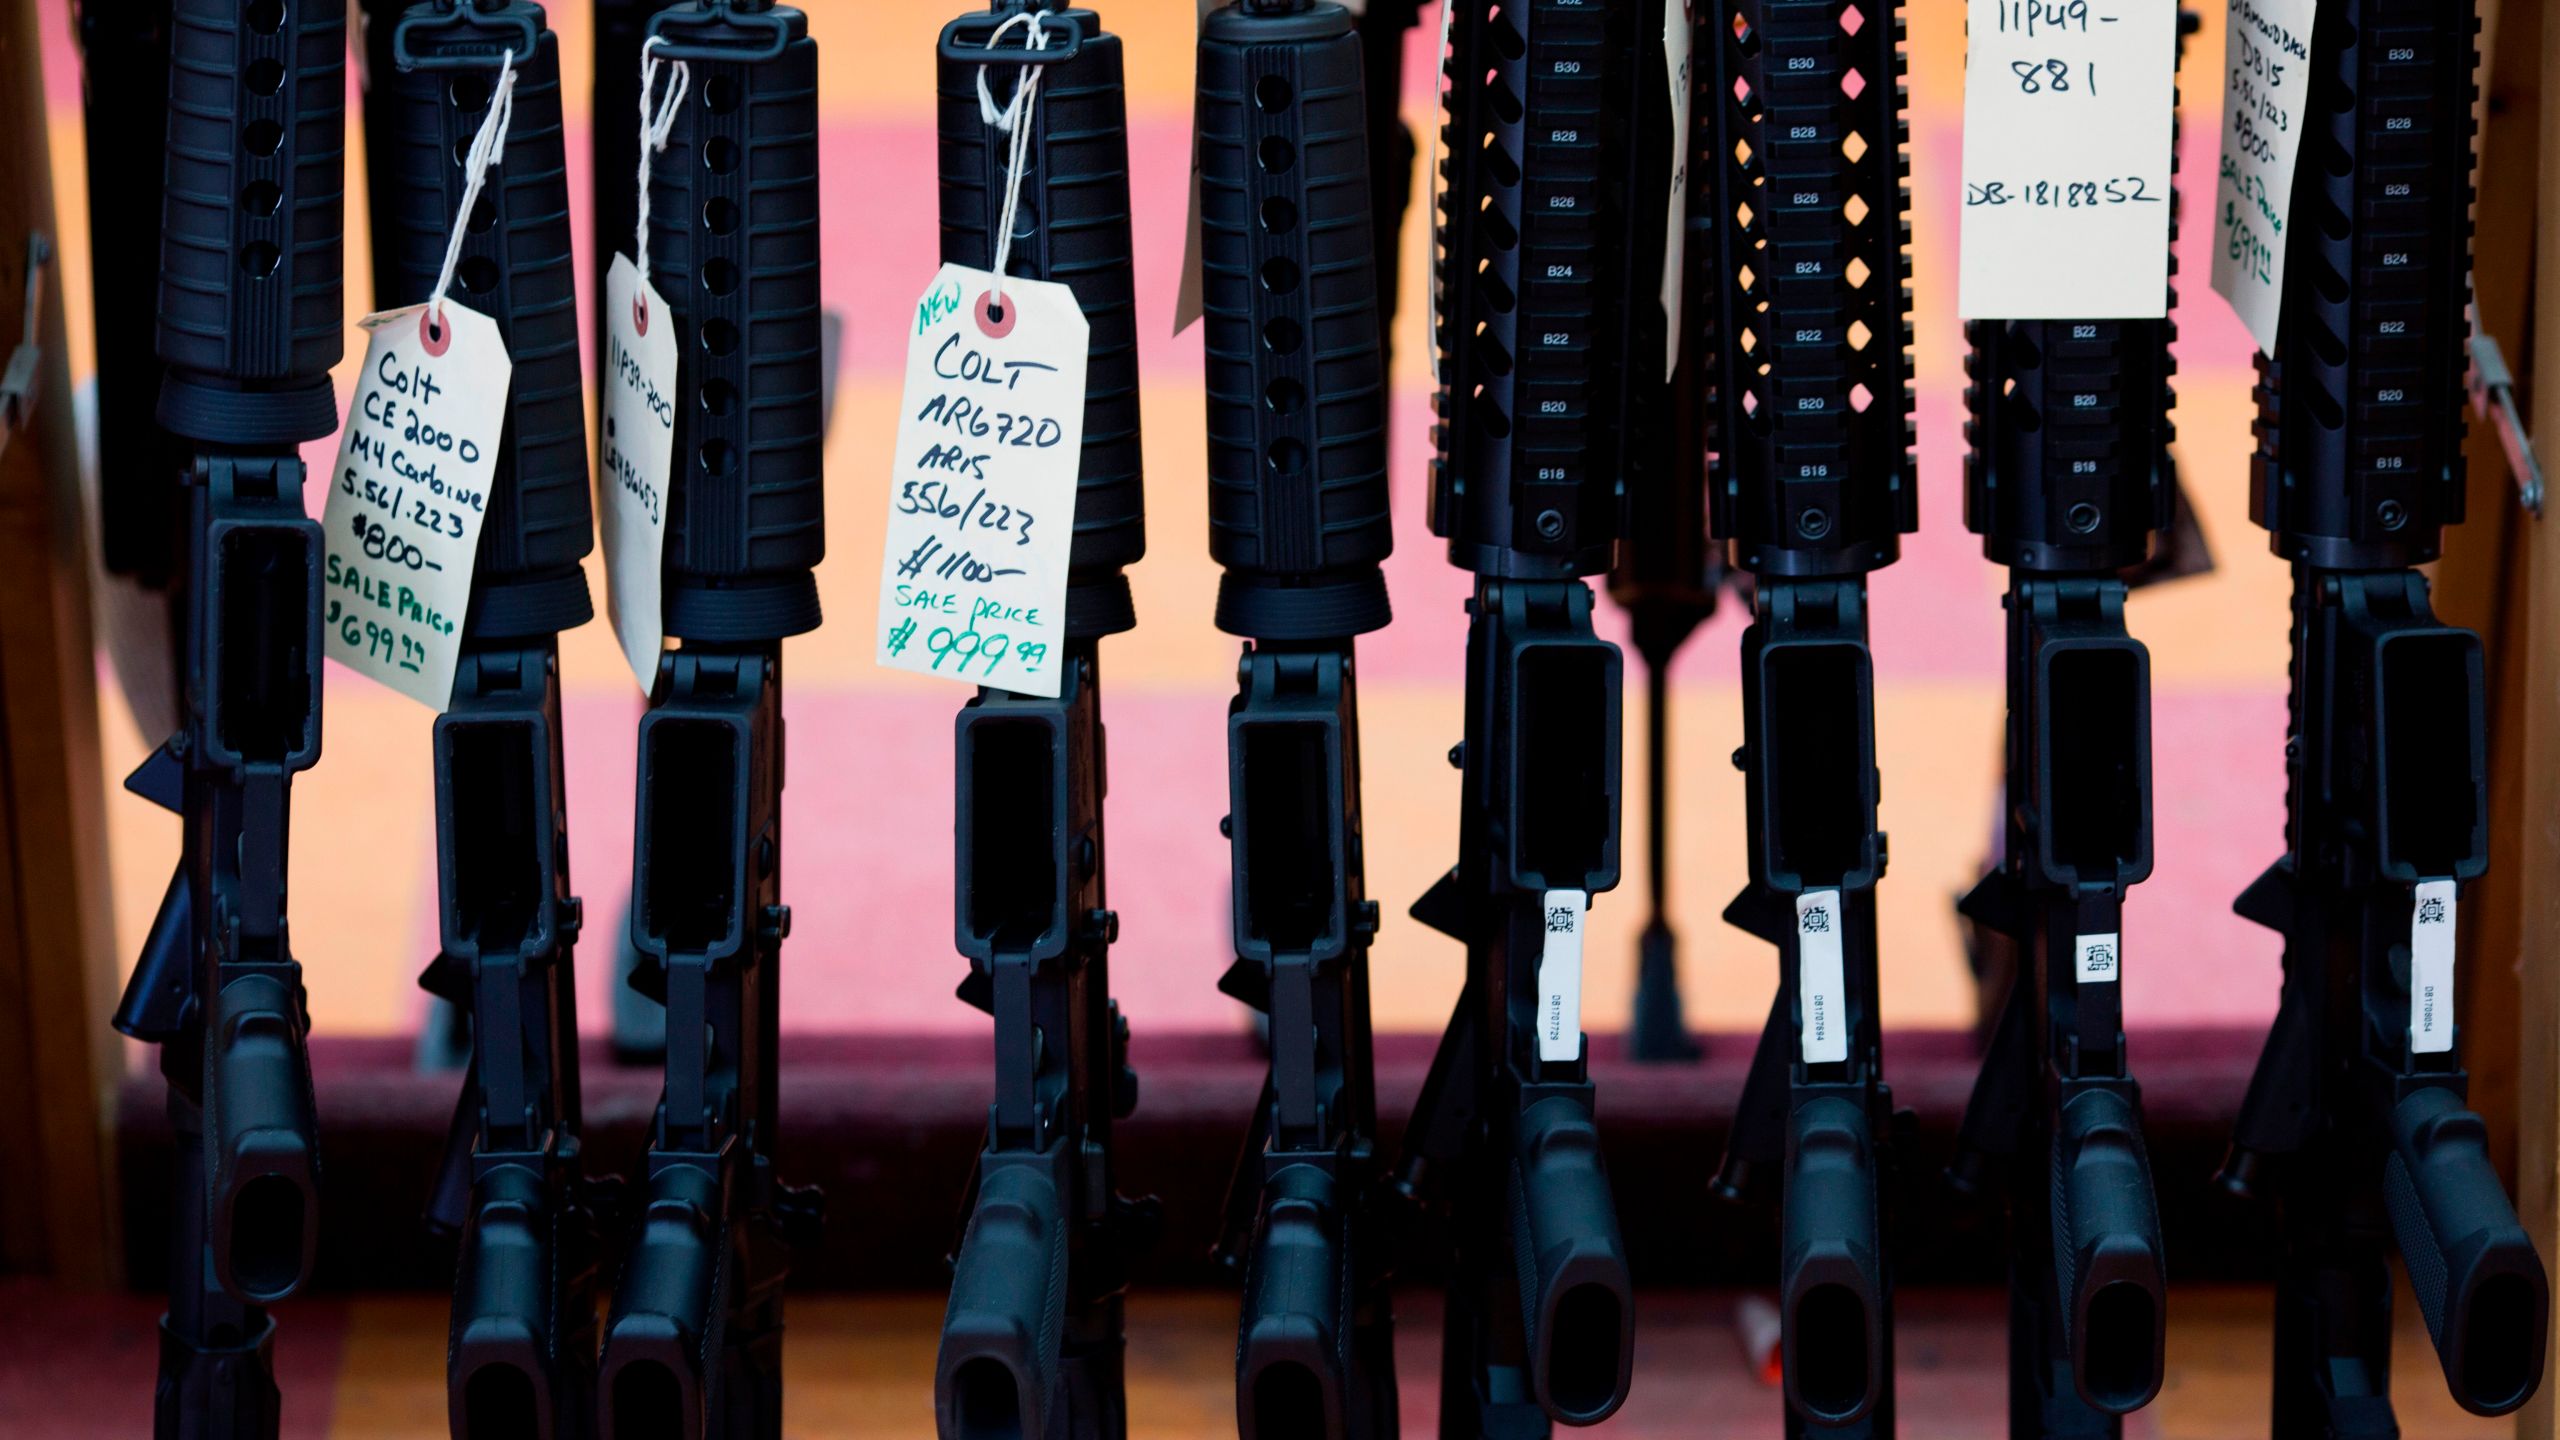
[877,264,1086,698]
[598,254,678,694]
[2409,879,2457,1054]
[322,302,511,709]
[1797,889,1849,1063]
[2076,931,2122,986]
[1537,889,1587,1064]
[1662,0,1692,379]
[1957,0,2176,320]
[2211,0,2319,352]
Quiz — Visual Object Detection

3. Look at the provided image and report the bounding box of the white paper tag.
[877,264,1085,698]
[2211,0,2319,352]
[1536,889,1587,1063]
[2076,931,2123,986]
[1957,0,2176,320]
[1796,889,1849,1063]
[2410,878,2457,1054]
[321,302,512,709]
[598,254,678,695]
[1661,0,1694,379]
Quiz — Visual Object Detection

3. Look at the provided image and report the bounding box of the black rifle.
[114,0,347,1434]
[1609,0,1718,1064]
[1697,2,1914,1432]
[595,5,825,1436]
[2217,0,2550,1428]
[1946,89,2180,1440]
[1401,0,1665,1431]
[1196,4,1400,1437]
[930,7,1155,1439]
[364,4,612,1433]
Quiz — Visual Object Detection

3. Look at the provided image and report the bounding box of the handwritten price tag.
[598,254,678,695]
[1662,0,1693,380]
[2211,0,2318,352]
[876,263,1086,698]
[321,302,511,709]
[1958,0,2176,320]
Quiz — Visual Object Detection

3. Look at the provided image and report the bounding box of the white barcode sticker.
[1797,889,1848,1063]
[2410,878,2457,1054]
[1536,889,1587,1063]
[2076,932,2122,986]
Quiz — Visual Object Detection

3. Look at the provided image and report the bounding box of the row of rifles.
[70,0,2553,1438]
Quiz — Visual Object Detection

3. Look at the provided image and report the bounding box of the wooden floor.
[0,1284,2513,1437]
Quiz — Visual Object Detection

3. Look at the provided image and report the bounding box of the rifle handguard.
[206,969,319,1304]
[1780,1097,1885,1428]
[2050,1088,2166,1414]
[1236,1164,1351,1440]
[936,1156,1071,1440]
[598,1160,727,1440]
[2385,1086,2551,1415]
[1507,1094,1633,1426]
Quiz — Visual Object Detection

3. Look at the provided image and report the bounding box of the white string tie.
[633,35,693,302]
[974,12,1051,312]
[426,47,520,332]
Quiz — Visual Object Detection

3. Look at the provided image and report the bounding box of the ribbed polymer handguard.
[646,0,825,643]
[941,4,1149,641]
[373,0,595,639]
[1429,0,1647,581]
[2251,0,2477,570]
[1701,0,1912,579]
[156,0,346,440]
[1198,0,1395,641]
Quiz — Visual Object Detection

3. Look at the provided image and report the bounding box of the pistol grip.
[936,1157,1069,1440]
[2386,1087,2550,1415]
[1508,1094,1633,1426]
[206,969,317,1304]
[1780,1096,1885,1428]
[449,1159,575,1439]
[1236,1166,1350,1440]
[2051,1088,2166,1414]
[599,1163,725,1440]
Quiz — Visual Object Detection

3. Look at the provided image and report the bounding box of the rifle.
[594,5,826,1436]
[930,7,1155,1438]
[1195,4,1400,1436]
[1401,0,1666,1430]
[113,0,348,1433]
[1946,79,2180,1440]
[1697,2,1914,1432]
[1609,0,1718,1064]
[2217,0,2550,1427]
[363,4,612,1433]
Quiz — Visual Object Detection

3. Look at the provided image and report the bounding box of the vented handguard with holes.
[1399,0,1664,1431]
[112,0,348,1433]
[599,6,824,1439]
[360,4,613,1436]
[1696,0,1912,1432]
[2216,0,2550,1426]
[1194,4,1401,1438]
[931,7,1157,1440]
